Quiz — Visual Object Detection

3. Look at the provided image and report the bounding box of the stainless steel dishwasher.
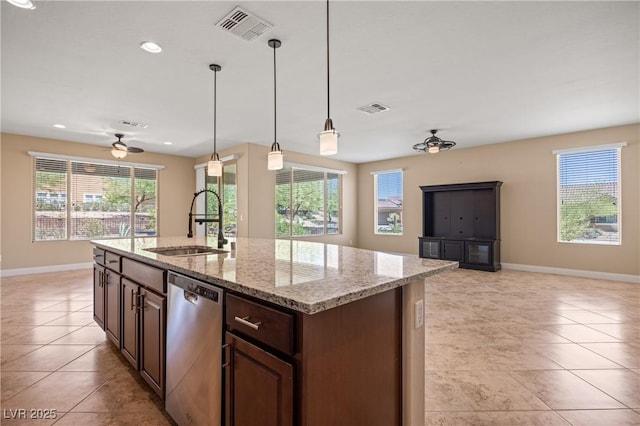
[166,271,223,426]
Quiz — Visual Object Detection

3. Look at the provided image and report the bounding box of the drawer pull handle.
[107,259,118,264]
[234,316,261,330]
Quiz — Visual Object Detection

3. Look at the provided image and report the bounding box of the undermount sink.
[144,245,227,257]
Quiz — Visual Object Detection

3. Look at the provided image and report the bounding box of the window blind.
[34,158,68,240]
[32,155,158,241]
[557,147,621,244]
[374,170,403,235]
[275,166,342,237]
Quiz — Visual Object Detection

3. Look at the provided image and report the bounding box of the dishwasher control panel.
[167,271,223,303]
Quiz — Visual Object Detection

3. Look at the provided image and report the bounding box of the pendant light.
[207,64,223,177]
[267,39,284,171]
[318,0,339,156]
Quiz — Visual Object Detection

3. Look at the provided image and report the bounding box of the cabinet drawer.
[226,293,295,356]
[122,258,166,294]
[105,252,121,272]
[93,248,105,266]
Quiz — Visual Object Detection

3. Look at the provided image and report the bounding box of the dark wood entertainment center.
[419,181,502,271]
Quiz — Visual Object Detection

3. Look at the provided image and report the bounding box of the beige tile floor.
[1,268,639,425]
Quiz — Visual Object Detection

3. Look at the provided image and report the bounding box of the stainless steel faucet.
[187,189,228,249]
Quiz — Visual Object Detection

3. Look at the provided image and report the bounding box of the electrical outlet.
[414,299,424,329]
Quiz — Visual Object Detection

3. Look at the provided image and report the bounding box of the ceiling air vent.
[357,102,391,115]
[216,6,273,42]
[120,120,149,129]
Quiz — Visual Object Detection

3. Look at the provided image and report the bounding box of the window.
[374,170,403,235]
[33,155,159,241]
[206,162,237,238]
[275,166,342,237]
[555,144,624,245]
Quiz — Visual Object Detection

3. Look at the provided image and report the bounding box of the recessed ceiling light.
[53,124,66,129]
[7,0,36,9]
[163,141,173,145]
[140,41,162,53]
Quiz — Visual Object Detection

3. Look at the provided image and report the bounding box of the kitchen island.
[91,236,457,426]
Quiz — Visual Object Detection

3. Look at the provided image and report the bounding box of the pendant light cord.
[326,0,330,120]
[273,42,277,145]
[213,68,217,159]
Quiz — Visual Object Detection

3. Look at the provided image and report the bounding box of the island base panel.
[299,288,403,426]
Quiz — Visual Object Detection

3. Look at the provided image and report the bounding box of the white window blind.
[34,158,68,240]
[556,146,622,244]
[373,170,403,235]
[275,167,342,237]
[33,155,158,241]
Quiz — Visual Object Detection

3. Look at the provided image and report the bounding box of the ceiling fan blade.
[126,147,144,153]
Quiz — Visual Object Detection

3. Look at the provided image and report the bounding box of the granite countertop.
[91,236,458,314]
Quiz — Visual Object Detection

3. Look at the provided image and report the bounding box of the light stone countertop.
[92,236,458,314]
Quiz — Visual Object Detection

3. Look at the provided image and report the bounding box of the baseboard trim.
[501,263,640,284]
[0,262,93,278]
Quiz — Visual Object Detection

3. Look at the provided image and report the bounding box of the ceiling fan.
[110,133,144,159]
[413,129,457,154]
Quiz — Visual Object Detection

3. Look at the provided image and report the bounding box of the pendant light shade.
[207,156,223,176]
[318,0,339,156]
[267,39,284,171]
[319,119,339,156]
[268,143,284,170]
[208,64,223,177]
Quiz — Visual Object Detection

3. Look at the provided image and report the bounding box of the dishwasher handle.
[183,290,198,304]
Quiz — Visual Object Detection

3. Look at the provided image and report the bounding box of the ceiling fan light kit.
[413,129,457,154]
[207,64,223,177]
[111,148,127,159]
[110,133,144,159]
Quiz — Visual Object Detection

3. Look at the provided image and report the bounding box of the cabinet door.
[473,189,496,238]
[121,279,139,369]
[465,241,492,266]
[225,332,293,426]
[93,265,105,329]
[450,190,474,237]
[140,288,165,397]
[419,238,440,259]
[442,240,464,261]
[431,192,451,236]
[104,269,120,347]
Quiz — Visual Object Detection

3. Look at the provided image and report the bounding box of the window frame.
[30,152,163,241]
[275,165,344,238]
[205,160,238,238]
[372,169,404,236]
[554,143,626,246]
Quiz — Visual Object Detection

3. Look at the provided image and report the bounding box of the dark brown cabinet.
[225,288,402,426]
[93,265,105,329]
[121,278,139,367]
[419,181,502,271]
[225,332,294,426]
[94,246,166,399]
[93,249,120,347]
[140,287,165,396]
[120,278,166,398]
[104,268,120,347]
[118,260,166,398]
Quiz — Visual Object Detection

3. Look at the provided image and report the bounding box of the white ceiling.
[2,1,638,164]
